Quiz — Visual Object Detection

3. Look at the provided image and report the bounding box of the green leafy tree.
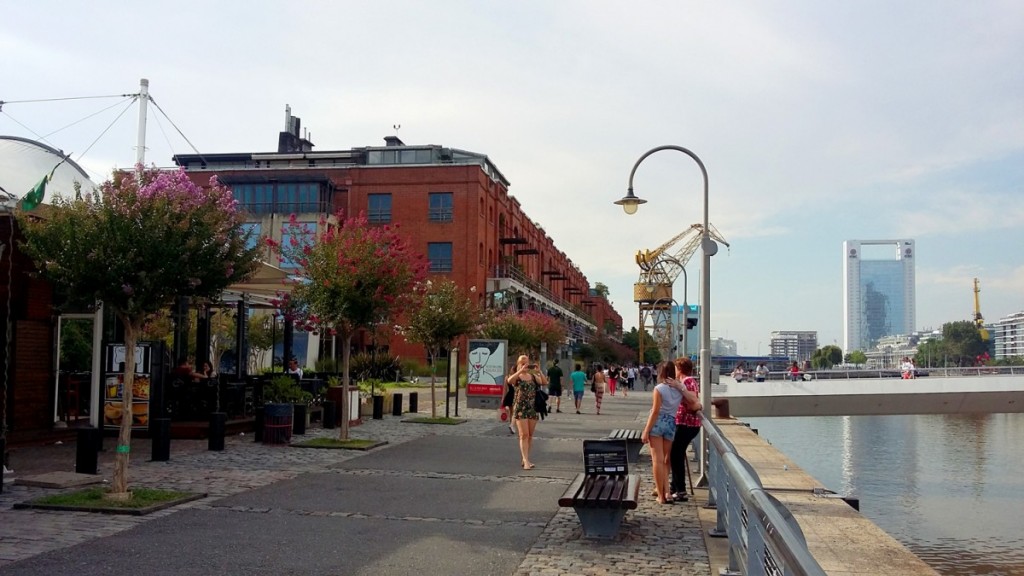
[247,314,282,373]
[593,282,610,299]
[915,321,988,367]
[845,350,868,366]
[811,345,843,369]
[18,167,259,499]
[480,310,567,359]
[271,213,426,440]
[404,279,478,417]
[621,327,661,364]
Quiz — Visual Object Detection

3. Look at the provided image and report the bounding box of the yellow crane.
[974,278,989,341]
[634,223,729,361]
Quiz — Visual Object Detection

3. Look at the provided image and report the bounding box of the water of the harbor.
[741,413,1024,576]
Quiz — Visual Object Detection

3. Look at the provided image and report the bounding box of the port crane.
[634,223,729,362]
[974,278,989,342]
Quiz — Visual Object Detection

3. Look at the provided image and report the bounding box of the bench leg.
[627,445,643,466]
[573,508,628,539]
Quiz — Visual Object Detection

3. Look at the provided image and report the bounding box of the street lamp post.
[616,145,717,486]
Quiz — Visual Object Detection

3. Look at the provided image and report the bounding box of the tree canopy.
[915,320,989,367]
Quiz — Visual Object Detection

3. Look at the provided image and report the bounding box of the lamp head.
[614,188,647,215]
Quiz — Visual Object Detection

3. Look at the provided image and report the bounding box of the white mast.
[136,78,149,166]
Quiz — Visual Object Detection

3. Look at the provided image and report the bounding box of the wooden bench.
[607,429,644,465]
[558,439,641,539]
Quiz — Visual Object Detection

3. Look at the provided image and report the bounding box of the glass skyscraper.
[843,240,916,353]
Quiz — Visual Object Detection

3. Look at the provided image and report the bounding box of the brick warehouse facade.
[173,108,621,366]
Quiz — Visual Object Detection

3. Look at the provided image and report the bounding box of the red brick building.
[174,108,621,365]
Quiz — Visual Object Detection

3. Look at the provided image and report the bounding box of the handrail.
[747,365,1024,381]
[702,412,827,576]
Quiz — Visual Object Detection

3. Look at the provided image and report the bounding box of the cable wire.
[74,97,137,164]
[0,94,132,107]
[43,97,135,140]
[149,98,207,163]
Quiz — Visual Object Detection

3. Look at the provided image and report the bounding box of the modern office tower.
[769,331,818,362]
[843,240,916,353]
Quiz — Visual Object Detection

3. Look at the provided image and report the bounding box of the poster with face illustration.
[466,339,507,396]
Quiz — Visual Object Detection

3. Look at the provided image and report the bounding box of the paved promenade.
[0,390,712,575]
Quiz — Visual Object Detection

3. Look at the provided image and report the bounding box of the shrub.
[349,351,401,381]
[262,375,312,405]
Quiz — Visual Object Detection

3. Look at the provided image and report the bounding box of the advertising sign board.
[465,339,507,408]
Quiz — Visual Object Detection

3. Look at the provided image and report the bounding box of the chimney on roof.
[384,135,405,147]
[278,104,315,153]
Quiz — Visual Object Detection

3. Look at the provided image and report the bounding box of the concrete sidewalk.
[0,390,712,575]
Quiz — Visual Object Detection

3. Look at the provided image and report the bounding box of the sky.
[1,1,1022,355]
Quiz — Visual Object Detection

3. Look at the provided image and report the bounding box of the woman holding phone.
[508,354,546,470]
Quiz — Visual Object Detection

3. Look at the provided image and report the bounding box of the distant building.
[711,337,737,356]
[843,240,916,353]
[864,330,940,368]
[173,107,621,365]
[769,331,818,362]
[992,312,1024,359]
[669,304,699,358]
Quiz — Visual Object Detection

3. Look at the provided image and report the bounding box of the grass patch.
[403,417,467,425]
[15,487,204,515]
[292,438,384,450]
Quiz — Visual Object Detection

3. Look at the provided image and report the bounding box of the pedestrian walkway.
[0,390,712,575]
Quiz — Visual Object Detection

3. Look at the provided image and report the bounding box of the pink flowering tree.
[17,167,260,499]
[404,279,479,417]
[270,213,427,439]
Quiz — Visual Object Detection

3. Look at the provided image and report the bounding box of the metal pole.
[625,145,714,486]
[680,267,688,360]
[136,79,149,166]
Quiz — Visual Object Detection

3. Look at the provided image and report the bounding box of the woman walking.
[642,361,685,504]
[509,354,545,469]
[669,358,702,501]
[592,364,607,415]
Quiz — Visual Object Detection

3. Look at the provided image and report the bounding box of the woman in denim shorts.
[641,361,684,505]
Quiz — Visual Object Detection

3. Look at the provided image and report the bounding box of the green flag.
[20,174,48,211]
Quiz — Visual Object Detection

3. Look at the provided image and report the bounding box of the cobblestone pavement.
[1,396,712,575]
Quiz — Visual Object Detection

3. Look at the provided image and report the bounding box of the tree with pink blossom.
[270,213,427,439]
[17,167,260,499]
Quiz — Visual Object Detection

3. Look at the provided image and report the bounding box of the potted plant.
[261,375,311,444]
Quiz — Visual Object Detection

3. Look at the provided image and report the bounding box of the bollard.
[0,437,6,494]
[208,412,226,451]
[372,395,384,420]
[151,418,171,462]
[293,403,307,435]
[254,406,264,442]
[408,392,418,413]
[322,401,336,429]
[392,393,403,416]
[76,427,102,474]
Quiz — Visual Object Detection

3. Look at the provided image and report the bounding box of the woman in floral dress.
[509,354,546,470]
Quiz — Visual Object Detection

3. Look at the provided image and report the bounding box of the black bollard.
[208,412,226,451]
[76,427,101,474]
[322,401,336,429]
[151,418,171,462]
[408,392,418,413]
[254,406,264,442]
[0,437,6,494]
[293,403,307,435]
[392,393,403,416]
[373,395,384,420]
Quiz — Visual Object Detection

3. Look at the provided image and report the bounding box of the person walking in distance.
[547,358,564,413]
[508,354,545,470]
[570,363,587,414]
[642,361,685,505]
[669,357,702,501]
[592,364,608,415]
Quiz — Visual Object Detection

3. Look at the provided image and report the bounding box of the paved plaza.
[1,390,712,575]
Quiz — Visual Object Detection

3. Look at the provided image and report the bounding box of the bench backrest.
[583,439,629,475]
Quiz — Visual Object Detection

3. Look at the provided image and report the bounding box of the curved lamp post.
[616,145,717,486]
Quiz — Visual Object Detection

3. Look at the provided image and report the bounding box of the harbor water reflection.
[742,413,1024,576]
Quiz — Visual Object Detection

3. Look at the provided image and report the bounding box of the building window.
[428,192,453,222]
[280,221,316,269]
[428,242,453,273]
[239,223,262,251]
[232,182,325,215]
[368,193,392,224]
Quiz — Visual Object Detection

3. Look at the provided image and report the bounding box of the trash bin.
[263,403,293,445]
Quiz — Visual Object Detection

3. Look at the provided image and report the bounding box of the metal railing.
[749,365,1024,381]
[702,413,827,576]
[491,264,595,325]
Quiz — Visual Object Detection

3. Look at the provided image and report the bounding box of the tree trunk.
[428,348,437,418]
[109,316,138,500]
[339,332,352,440]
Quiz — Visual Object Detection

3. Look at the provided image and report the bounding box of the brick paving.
[0,393,712,575]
